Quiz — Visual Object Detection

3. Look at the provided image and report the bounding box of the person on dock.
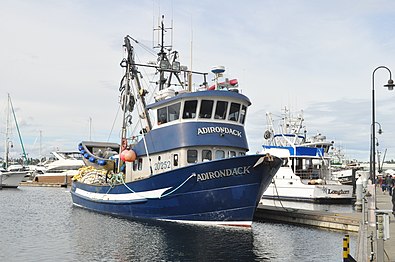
[392,184,395,216]
[388,175,394,196]
[382,176,387,193]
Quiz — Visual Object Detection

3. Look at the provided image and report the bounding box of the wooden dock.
[255,204,360,232]
[19,181,68,187]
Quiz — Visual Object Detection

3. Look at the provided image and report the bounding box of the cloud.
[1,0,395,162]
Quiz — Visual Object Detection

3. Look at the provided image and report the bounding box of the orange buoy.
[121,149,137,162]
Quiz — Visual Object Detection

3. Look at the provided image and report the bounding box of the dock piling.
[343,234,356,262]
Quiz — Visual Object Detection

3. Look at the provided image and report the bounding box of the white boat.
[0,170,26,188]
[260,108,354,204]
[1,94,28,188]
[32,151,84,185]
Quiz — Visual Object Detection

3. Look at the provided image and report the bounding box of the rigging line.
[272,176,298,213]
[160,173,196,198]
[118,172,196,199]
[134,53,159,103]
[107,105,120,142]
[129,79,154,175]
[128,35,157,56]
[125,74,150,137]
[8,94,28,164]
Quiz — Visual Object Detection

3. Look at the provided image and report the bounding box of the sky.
[1,0,395,163]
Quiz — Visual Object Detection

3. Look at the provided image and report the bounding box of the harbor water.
[0,187,356,261]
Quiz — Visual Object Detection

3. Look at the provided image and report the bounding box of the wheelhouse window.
[202,150,212,161]
[228,151,236,158]
[158,102,181,124]
[239,105,247,124]
[187,150,198,163]
[183,100,197,119]
[215,150,225,159]
[228,102,241,122]
[158,107,168,124]
[168,103,180,121]
[214,101,228,120]
[199,100,214,119]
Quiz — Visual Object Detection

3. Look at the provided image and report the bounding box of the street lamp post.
[371,66,394,184]
[370,122,382,180]
[370,66,394,262]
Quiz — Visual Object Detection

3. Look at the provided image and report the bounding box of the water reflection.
[71,208,257,261]
[0,187,356,262]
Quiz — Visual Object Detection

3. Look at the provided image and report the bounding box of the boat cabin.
[262,146,331,181]
[126,90,251,181]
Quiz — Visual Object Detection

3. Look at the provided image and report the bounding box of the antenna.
[211,66,225,90]
[189,16,193,91]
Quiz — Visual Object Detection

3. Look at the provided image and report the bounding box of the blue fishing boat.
[70,18,281,227]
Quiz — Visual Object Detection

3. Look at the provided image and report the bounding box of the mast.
[3,94,28,168]
[154,15,185,90]
[8,94,28,165]
[123,36,153,131]
[4,95,11,168]
[118,37,154,174]
[158,17,168,91]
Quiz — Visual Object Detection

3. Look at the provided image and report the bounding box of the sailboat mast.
[8,94,28,165]
[4,95,11,168]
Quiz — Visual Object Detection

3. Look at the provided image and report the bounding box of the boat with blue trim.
[70,17,281,227]
[260,108,354,204]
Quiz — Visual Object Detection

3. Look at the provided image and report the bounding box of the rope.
[105,172,197,199]
[272,177,298,213]
[160,173,197,198]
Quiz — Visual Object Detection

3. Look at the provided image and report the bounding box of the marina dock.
[255,204,360,232]
[356,187,395,262]
[255,187,395,261]
[20,181,68,187]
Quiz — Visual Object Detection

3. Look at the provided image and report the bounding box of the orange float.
[120,149,137,162]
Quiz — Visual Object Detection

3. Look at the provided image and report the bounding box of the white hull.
[261,167,353,203]
[261,108,354,204]
[0,171,27,188]
[33,170,79,185]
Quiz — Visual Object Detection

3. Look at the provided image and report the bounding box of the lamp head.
[378,128,383,135]
[384,79,395,91]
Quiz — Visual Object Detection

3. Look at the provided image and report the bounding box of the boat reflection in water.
[0,187,356,261]
[70,205,356,261]
[71,208,257,261]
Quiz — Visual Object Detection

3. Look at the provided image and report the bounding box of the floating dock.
[20,181,67,187]
[255,204,360,232]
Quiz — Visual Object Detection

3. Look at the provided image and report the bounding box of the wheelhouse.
[126,90,252,181]
[150,91,249,128]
